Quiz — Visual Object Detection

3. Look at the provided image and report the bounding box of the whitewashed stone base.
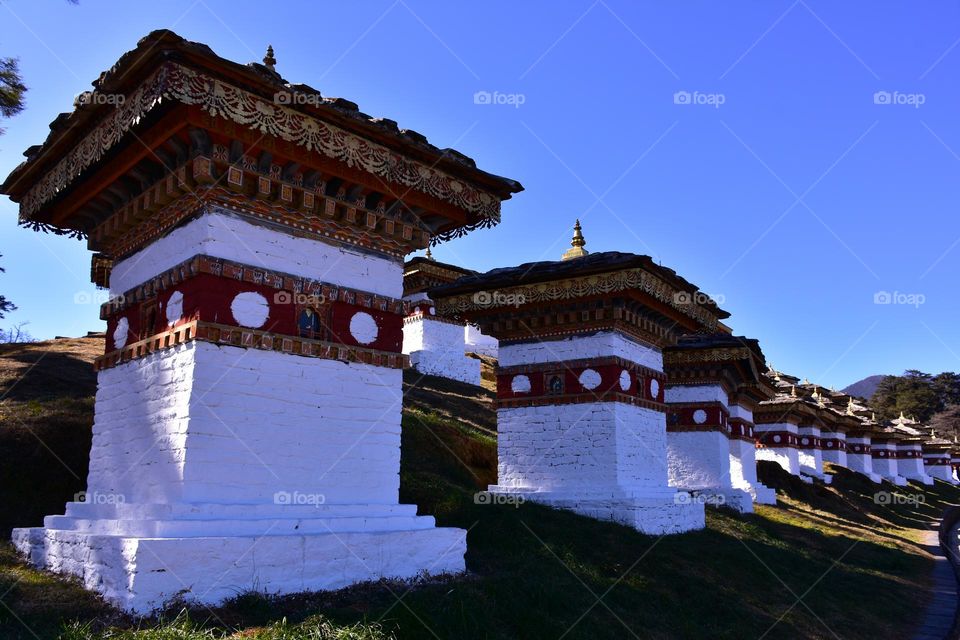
[12,341,465,612]
[728,433,776,505]
[845,447,883,483]
[666,431,753,514]
[872,450,909,486]
[494,335,703,535]
[13,504,465,614]
[798,427,826,482]
[487,486,704,535]
[898,458,934,485]
[756,448,800,476]
[407,349,481,386]
[743,482,778,505]
[926,464,954,483]
[403,316,481,386]
[820,450,847,468]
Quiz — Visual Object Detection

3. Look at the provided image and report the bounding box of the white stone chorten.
[1,31,521,612]
[890,413,934,485]
[663,334,777,512]
[430,232,732,535]
[401,253,490,386]
[922,435,955,483]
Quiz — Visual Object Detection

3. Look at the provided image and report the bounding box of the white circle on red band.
[579,369,602,391]
[693,409,708,424]
[773,435,782,443]
[649,378,660,398]
[619,370,631,392]
[166,290,184,325]
[511,375,531,393]
[349,311,379,345]
[112,317,129,350]
[231,292,270,328]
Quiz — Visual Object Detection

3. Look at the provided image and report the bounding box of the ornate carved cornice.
[16,62,506,230]
[434,266,721,331]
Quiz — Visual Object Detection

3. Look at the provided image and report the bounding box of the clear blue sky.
[1,1,958,390]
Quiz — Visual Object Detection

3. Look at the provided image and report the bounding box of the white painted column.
[871,440,908,485]
[896,443,934,485]
[728,403,777,505]
[924,451,954,483]
[490,331,705,535]
[664,384,753,513]
[820,431,847,468]
[797,425,828,483]
[755,422,801,476]
[845,435,882,483]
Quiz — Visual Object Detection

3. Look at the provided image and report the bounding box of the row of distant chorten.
[767,369,953,447]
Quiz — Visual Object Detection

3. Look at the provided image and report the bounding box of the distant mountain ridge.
[842,375,888,400]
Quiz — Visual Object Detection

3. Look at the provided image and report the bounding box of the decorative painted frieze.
[17,62,505,226]
[496,356,665,410]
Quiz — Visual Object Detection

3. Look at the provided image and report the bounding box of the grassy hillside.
[0,339,957,639]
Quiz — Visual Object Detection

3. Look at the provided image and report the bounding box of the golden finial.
[561,219,589,261]
[425,246,434,260]
[263,45,277,70]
